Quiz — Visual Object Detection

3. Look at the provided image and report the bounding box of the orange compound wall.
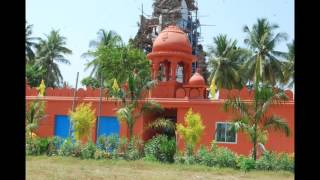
[173,100,294,155]
[26,85,294,155]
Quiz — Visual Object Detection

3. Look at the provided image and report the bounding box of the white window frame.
[215,122,237,144]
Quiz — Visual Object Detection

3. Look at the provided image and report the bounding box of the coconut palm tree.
[82,29,123,78]
[35,30,72,87]
[243,18,288,86]
[114,68,163,141]
[224,84,290,160]
[282,40,294,88]
[26,22,39,63]
[207,34,250,90]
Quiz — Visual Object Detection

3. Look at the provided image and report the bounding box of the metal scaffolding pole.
[69,72,79,138]
[96,72,103,141]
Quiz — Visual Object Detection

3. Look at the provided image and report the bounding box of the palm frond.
[224,97,249,117]
[230,117,250,133]
[263,115,290,136]
[116,106,134,125]
[141,100,163,114]
[147,118,175,133]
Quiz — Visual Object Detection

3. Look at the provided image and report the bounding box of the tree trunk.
[129,125,133,142]
[252,123,258,161]
[253,141,257,160]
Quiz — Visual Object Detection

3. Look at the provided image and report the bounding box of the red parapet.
[26,85,108,98]
[30,87,38,96]
[219,87,294,101]
[285,90,294,100]
[26,86,31,96]
[219,89,241,99]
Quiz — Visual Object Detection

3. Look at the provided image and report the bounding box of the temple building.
[26,25,294,155]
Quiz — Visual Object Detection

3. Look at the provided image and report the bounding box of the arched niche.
[158,60,170,82]
[176,88,186,98]
[176,61,184,83]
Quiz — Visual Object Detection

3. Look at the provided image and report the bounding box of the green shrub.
[144,136,160,161]
[94,148,110,160]
[58,138,81,157]
[116,137,128,159]
[255,151,277,170]
[126,136,144,160]
[174,152,195,165]
[174,152,186,164]
[158,137,176,163]
[97,134,120,153]
[26,137,50,155]
[255,152,294,172]
[80,140,97,159]
[237,155,256,172]
[208,141,237,168]
[215,147,238,168]
[210,140,218,151]
[106,134,120,152]
[38,138,50,154]
[276,153,294,172]
[47,136,63,156]
[97,135,107,150]
[178,141,237,168]
[195,146,215,167]
[143,155,158,162]
[144,135,176,163]
[185,155,196,165]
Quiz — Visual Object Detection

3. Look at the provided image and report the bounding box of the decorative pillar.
[165,61,170,81]
[183,64,188,83]
[187,64,190,83]
[171,61,177,81]
[152,62,160,80]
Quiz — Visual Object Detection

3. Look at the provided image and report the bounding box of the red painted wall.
[26,86,294,154]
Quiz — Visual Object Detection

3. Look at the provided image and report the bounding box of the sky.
[26,0,294,88]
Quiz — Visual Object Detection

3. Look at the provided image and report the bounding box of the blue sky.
[26,0,294,88]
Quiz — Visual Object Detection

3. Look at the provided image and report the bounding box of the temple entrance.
[162,108,177,138]
[145,108,177,140]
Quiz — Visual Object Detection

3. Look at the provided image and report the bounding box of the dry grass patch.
[26,156,294,180]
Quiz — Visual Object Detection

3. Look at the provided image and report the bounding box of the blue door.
[54,115,71,138]
[97,116,120,138]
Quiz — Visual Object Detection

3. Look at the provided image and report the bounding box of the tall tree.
[26,63,45,87]
[196,44,210,84]
[281,40,294,88]
[90,43,151,86]
[25,22,39,63]
[82,29,123,79]
[224,84,290,160]
[87,40,162,141]
[35,30,72,87]
[243,18,288,86]
[207,34,249,91]
[81,77,100,88]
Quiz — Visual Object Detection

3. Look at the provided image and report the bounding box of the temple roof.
[147,25,195,61]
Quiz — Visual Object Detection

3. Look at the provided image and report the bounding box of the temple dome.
[188,72,206,86]
[151,25,192,54]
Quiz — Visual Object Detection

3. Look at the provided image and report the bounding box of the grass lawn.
[26,156,294,180]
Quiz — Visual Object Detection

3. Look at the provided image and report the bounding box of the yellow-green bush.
[177,108,205,155]
[69,103,96,143]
